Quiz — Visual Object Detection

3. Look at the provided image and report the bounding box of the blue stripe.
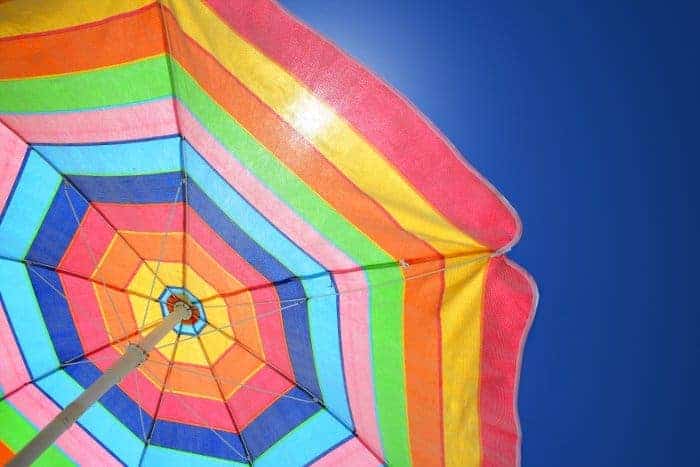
[68,172,183,204]
[241,387,319,458]
[254,409,352,466]
[26,182,87,267]
[28,267,84,364]
[150,419,247,462]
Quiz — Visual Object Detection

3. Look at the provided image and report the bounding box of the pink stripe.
[312,436,379,467]
[0,99,177,143]
[0,122,26,215]
[0,302,118,466]
[480,257,537,467]
[178,104,382,455]
[59,206,123,278]
[59,273,113,353]
[93,202,183,233]
[0,298,31,396]
[205,0,519,250]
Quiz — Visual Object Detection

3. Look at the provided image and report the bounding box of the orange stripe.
[0,4,163,79]
[212,344,264,398]
[0,439,14,463]
[164,13,445,463]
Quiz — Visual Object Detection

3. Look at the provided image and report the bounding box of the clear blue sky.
[278,1,698,465]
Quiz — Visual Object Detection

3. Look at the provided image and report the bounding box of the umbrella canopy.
[0,1,536,466]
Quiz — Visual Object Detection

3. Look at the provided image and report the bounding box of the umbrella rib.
[156,0,187,294]
[180,137,188,289]
[152,300,307,350]
[137,182,183,332]
[196,249,492,304]
[194,334,253,465]
[138,324,183,466]
[0,117,173,292]
[202,250,500,307]
[155,0,183,134]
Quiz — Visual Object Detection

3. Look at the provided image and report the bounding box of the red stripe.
[479,257,537,466]
[204,0,519,250]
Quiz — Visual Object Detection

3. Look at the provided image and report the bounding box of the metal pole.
[8,302,192,467]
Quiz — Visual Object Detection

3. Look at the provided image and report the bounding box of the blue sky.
[279,1,698,465]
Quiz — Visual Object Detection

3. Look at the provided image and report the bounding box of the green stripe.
[0,57,413,465]
[0,398,75,466]
[0,56,171,113]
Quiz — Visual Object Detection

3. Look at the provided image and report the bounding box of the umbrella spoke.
[180,138,189,289]
[152,299,307,351]
[138,325,183,466]
[194,334,253,464]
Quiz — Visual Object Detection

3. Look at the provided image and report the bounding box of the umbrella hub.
[158,287,207,335]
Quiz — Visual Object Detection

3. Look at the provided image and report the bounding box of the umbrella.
[0,1,537,466]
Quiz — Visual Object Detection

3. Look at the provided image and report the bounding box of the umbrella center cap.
[158,287,207,336]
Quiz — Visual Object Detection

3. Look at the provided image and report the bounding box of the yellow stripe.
[441,258,488,466]
[0,0,153,38]
[163,0,484,258]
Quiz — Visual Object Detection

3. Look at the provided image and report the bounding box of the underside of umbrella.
[0,1,536,466]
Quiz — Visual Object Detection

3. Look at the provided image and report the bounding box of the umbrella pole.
[8,303,192,467]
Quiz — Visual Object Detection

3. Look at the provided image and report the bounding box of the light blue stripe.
[0,259,58,377]
[0,150,61,259]
[184,142,353,428]
[255,410,351,467]
[36,371,143,466]
[35,136,181,176]
[142,445,246,467]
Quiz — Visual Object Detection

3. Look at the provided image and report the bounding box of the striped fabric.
[0,1,536,466]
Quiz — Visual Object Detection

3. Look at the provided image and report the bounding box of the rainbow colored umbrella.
[0,1,536,466]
